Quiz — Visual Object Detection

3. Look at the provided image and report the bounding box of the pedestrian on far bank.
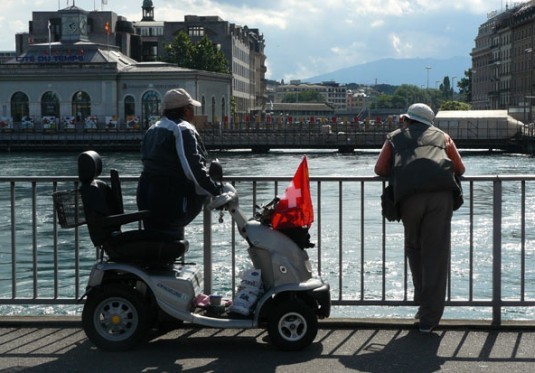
[136,88,221,240]
[374,103,465,333]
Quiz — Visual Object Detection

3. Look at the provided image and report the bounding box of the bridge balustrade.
[1,174,534,323]
[1,121,530,152]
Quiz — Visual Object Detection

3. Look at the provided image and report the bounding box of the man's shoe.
[419,323,436,333]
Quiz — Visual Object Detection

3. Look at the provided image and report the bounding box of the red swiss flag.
[271,156,314,230]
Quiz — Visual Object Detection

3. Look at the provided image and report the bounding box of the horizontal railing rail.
[1,174,535,324]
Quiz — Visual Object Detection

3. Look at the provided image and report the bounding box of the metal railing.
[1,175,535,324]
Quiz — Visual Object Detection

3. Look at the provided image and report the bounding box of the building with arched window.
[0,5,231,131]
[9,1,265,124]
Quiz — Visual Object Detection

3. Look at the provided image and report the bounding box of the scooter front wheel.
[267,298,318,351]
[82,283,150,351]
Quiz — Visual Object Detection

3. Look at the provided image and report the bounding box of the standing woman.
[374,103,465,333]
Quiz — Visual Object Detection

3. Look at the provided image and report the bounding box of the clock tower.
[61,7,89,43]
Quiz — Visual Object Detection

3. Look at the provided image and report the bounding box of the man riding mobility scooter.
[54,151,330,351]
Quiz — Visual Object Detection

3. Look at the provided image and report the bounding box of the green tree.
[193,35,229,73]
[374,93,393,109]
[282,89,323,103]
[458,69,472,103]
[164,31,194,68]
[164,32,229,74]
[439,100,471,111]
[439,76,452,99]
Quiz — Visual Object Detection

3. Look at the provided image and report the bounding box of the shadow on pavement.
[339,330,444,372]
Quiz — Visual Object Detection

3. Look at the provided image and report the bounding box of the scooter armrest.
[101,210,150,227]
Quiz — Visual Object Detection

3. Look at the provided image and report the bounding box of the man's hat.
[162,88,202,110]
[401,103,435,126]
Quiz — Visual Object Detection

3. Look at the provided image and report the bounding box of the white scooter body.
[84,182,331,350]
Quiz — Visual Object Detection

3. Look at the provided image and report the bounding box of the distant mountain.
[303,56,471,87]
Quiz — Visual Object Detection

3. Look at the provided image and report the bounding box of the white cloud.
[1,0,530,81]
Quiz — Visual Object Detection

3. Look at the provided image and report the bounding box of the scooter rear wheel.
[267,298,318,351]
[82,283,150,351]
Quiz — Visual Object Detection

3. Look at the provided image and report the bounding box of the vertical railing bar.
[492,177,502,326]
[317,180,322,277]
[447,244,452,302]
[231,180,239,298]
[74,181,81,300]
[360,181,365,301]
[469,180,474,301]
[32,182,38,298]
[404,250,409,302]
[252,180,257,216]
[10,181,17,299]
[338,181,343,301]
[203,200,213,296]
[380,181,386,301]
[520,180,526,302]
[52,181,59,299]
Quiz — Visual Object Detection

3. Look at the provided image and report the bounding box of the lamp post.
[451,76,457,100]
[426,66,432,89]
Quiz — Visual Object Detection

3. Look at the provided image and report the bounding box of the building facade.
[159,15,267,118]
[472,2,535,122]
[274,81,348,111]
[1,5,231,130]
[13,0,265,119]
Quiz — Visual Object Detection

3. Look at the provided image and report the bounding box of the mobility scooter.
[56,151,330,351]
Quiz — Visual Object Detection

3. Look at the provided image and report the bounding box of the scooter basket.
[52,189,86,228]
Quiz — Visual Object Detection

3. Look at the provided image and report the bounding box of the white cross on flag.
[271,156,314,230]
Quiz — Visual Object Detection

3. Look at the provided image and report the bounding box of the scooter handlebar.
[207,183,237,210]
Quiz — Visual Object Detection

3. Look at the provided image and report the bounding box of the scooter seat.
[103,230,189,266]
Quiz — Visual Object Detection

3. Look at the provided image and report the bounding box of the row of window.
[8,90,227,126]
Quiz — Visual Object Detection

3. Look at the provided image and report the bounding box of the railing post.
[203,204,212,295]
[492,177,502,326]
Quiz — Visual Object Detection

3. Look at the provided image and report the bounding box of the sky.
[0,0,526,83]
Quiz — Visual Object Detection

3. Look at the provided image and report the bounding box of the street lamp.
[425,66,432,89]
[451,76,457,100]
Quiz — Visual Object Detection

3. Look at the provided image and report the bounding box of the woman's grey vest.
[388,122,459,204]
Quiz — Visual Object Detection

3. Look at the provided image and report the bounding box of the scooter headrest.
[78,150,102,183]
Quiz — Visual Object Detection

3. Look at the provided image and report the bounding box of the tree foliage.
[163,31,230,74]
[282,90,323,103]
[458,69,472,103]
[367,74,471,112]
[439,100,471,111]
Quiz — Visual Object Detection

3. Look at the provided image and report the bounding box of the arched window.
[72,91,91,120]
[211,96,216,123]
[141,90,161,129]
[10,92,29,122]
[41,91,60,118]
[124,95,135,119]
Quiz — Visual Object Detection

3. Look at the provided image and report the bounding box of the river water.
[1,149,535,320]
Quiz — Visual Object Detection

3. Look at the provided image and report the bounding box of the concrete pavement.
[1,317,535,372]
